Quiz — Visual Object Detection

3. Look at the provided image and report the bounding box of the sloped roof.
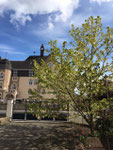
[11,55,50,69]
[0,59,12,69]
[25,55,49,62]
[11,61,30,69]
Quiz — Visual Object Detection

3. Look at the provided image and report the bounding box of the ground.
[0,121,104,150]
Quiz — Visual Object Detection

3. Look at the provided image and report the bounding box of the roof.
[11,61,30,69]
[0,59,12,69]
[25,55,49,62]
[10,55,50,69]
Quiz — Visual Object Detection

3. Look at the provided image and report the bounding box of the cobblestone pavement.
[0,121,80,150]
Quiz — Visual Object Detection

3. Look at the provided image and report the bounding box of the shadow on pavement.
[0,122,80,150]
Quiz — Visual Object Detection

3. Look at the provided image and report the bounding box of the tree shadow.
[100,136,113,150]
[0,122,105,150]
[0,122,81,150]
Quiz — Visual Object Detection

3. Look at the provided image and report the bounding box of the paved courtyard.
[0,121,81,150]
[0,121,105,150]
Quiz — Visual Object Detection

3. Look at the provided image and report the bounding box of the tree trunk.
[89,119,95,136]
[90,125,94,135]
[82,113,95,135]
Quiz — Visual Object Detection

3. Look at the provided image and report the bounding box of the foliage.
[30,16,113,135]
[27,99,67,119]
[96,115,113,139]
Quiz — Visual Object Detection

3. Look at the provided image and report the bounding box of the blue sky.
[0,0,113,60]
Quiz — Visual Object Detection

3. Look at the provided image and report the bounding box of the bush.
[79,130,90,147]
[96,115,113,139]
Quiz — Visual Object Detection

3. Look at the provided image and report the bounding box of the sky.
[0,0,113,60]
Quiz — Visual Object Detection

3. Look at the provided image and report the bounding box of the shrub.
[96,115,113,139]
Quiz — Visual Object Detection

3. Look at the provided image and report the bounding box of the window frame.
[29,79,33,85]
[12,83,17,89]
[13,70,17,77]
[34,79,38,85]
[29,70,34,77]
[0,83,3,89]
[0,93,2,99]
[0,72,4,79]
[12,77,18,81]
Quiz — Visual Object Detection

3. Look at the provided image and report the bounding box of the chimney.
[40,44,44,57]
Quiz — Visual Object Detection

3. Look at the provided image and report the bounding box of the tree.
[31,16,113,135]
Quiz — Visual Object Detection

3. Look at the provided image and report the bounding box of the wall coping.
[0,117,10,125]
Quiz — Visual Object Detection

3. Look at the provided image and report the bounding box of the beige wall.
[18,77,37,99]
[18,77,56,99]
[0,69,11,91]
[42,89,56,100]
[69,111,88,125]
[0,69,11,99]
[11,77,19,91]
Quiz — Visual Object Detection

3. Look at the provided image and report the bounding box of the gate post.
[6,99,13,121]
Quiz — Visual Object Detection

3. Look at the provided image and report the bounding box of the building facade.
[0,44,51,101]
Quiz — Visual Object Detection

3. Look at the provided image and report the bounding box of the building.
[0,44,88,122]
[0,44,52,102]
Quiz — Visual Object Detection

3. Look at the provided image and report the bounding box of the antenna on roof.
[33,51,36,56]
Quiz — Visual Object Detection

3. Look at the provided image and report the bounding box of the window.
[48,63,52,68]
[0,93,2,99]
[34,79,38,85]
[0,83,2,89]
[42,89,45,95]
[12,83,16,89]
[13,70,17,77]
[29,79,33,85]
[0,72,4,79]
[29,70,34,77]
[12,77,18,81]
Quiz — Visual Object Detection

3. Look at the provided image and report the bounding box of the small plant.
[93,131,100,138]
[79,130,90,147]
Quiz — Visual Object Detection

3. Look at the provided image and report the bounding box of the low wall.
[0,104,7,110]
[0,117,10,125]
[69,112,88,125]
[13,104,26,110]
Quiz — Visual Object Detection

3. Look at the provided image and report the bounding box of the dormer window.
[0,72,4,79]
[13,70,17,77]
[29,70,34,77]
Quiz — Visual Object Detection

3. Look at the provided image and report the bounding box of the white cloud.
[0,0,79,26]
[32,21,70,46]
[10,13,31,27]
[0,44,25,55]
[70,15,87,27]
[90,0,112,5]
[54,0,79,22]
[48,22,54,30]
